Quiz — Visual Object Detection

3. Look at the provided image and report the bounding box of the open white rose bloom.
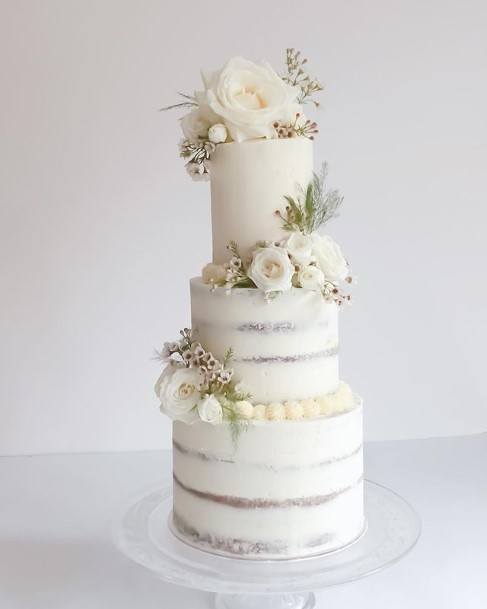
[156,51,364,560]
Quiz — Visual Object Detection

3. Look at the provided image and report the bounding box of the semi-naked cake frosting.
[155,50,364,559]
[172,405,363,558]
[190,278,339,403]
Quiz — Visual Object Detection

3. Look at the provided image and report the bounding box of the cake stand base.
[215,592,316,609]
[113,480,420,608]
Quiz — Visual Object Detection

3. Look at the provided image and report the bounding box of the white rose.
[181,109,210,142]
[297,265,325,291]
[202,262,226,285]
[197,394,223,425]
[208,123,228,144]
[248,246,295,292]
[284,232,314,266]
[156,365,201,424]
[312,234,349,282]
[201,57,299,142]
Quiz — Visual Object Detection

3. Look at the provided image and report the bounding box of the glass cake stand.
[113,479,421,609]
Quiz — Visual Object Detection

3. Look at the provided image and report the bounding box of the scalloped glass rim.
[112,479,421,595]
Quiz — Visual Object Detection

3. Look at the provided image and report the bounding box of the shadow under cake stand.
[113,479,421,609]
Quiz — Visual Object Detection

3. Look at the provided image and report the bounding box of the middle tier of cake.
[190,278,339,403]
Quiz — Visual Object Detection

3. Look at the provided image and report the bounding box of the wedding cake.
[155,50,364,559]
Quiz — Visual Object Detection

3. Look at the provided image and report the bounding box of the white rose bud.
[208,123,228,144]
[301,398,321,419]
[234,400,254,420]
[297,265,325,291]
[197,394,223,425]
[284,400,304,420]
[266,403,286,421]
[202,263,227,285]
[253,404,267,420]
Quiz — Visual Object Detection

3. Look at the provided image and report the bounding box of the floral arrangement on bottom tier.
[155,328,355,429]
[155,329,252,430]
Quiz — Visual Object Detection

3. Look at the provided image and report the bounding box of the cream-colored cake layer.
[172,401,364,559]
[190,277,339,403]
[210,138,313,264]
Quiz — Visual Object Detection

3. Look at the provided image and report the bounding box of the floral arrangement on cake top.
[201,164,354,305]
[162,49,322,180]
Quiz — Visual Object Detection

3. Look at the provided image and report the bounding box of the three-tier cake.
[155,50,364,559]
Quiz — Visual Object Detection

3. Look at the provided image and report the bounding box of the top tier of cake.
[210,138,313,263]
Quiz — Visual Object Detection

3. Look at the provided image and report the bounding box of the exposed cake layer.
[210,138,313,263]
[172,400,364,559]
[190,277,339,403]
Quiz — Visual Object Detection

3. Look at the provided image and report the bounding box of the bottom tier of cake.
[171,399,364,559]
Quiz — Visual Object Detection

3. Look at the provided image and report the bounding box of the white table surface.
[1,434,486,609]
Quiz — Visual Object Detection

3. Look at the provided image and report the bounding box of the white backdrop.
[1,0,486,456]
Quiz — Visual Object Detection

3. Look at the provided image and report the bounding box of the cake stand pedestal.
[113,480,420,609]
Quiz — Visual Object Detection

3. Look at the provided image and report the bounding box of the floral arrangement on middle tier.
[202,164,353,304]
[155,328,355,428]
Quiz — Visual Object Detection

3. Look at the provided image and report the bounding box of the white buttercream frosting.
[190,277,339,403]
[172,399,364,559]
[210,138,313,263]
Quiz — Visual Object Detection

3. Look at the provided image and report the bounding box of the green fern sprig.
[219,395,250,444]
[223,347,234,365]
[277,163,343,234]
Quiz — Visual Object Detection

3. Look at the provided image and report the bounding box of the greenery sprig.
[282,48,324,107]
[159,92,197,112]
[224,241,256,288]
[276,163,343,234]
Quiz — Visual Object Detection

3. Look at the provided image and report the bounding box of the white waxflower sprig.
[282,48,324,107]
[179,139,216,180]
[156,328,234,391]
[273,112,319,140]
